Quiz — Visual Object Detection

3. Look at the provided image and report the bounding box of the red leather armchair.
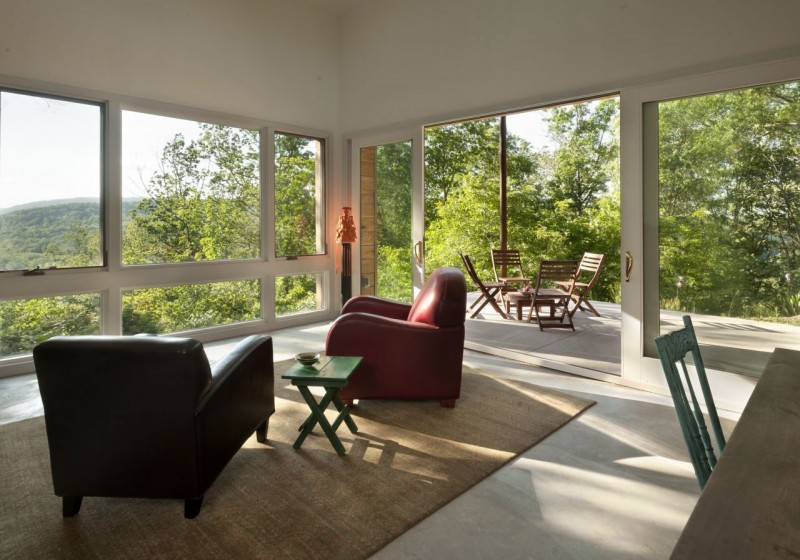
[326,267,467,407]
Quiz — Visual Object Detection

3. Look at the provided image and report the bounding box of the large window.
[358,141,414,302]
[653,80,800,377]
[121,111,260,265]
[0,83,332,372]
[274,132,326,257]
[0,91,103,271]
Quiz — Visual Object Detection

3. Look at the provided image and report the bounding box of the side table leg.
[295,385,346,455]
[293,386,334,449]
[332,392,358,434]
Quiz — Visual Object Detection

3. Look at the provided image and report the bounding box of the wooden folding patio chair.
[526,260,578,331]
[460,252,508,319]
[558,252,606,318]
[491,249,530,313]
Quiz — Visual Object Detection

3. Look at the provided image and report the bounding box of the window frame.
[273,130,328,259]
[0,78,335,376]
[119,107,264,268]
[0,87,108,272]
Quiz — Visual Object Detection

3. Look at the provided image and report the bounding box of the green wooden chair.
[654,315,726,490]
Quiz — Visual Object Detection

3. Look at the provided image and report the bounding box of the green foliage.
[377,245,412,302]
[122,280,260,335]
[424,100,621,303]
[0,202,101,270]
[658,81,800,319]
[375,141,413,302]
[275,274,319,316]
[0,294,100,356]
[274,133,322,257]
[122,125,260,264]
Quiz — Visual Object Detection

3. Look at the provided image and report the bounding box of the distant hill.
[0,198,97,216]
[0,197,145,215]
[0,198,144,271]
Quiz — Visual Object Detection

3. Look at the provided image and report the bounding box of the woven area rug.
[0,361,594,560]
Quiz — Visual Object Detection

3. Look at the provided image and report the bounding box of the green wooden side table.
[281,356,362,456]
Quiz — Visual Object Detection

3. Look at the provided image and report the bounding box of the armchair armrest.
[195,335,275,489]
[327,312,447,370]
[341,295,411,320]
[326,312,464,402]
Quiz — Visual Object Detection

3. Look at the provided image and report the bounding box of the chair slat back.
[536,260,578,289]
[491,249,526,280]
[654,315,727,490]
[460,252,483,287]
[577,252,605,279]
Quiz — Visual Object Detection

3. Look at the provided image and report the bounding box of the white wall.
[339,0,800,133]
[0,0,340,131]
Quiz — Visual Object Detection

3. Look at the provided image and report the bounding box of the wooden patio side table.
[507,291,565,324]
[506,291,532,320]
[282,356,362,456]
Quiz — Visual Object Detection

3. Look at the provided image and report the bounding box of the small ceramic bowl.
[295,352,320,366]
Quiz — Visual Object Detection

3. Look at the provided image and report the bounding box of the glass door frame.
[619,55,800,412]
[348,127,425,301]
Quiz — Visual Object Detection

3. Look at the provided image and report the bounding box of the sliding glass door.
[620,59,800,410]
[351,130,424,302]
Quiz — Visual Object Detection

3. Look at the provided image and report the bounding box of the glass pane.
[0,293,101,358]
[505,98,621,304]
[275,273,323,316]
[424,118,500,280]
[657,80,800,377]
[121,111,260,265]
[0,91,102,271]
[376,142,413,301]
[359,142,413,303]
[122,279,261,334]
[274,133,325,257]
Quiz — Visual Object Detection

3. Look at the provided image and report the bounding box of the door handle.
[414,240,424,264]
[625,251,633,282]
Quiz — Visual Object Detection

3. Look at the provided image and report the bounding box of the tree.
[424,118,502,279]
[423,101,621,303]
[274,133,322,257]
[657,81,800,319]
[0,294,100,356]
[545,99,619,213]
[375,141,413,301]
[123,125,260,264]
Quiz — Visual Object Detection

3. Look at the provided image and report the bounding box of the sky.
[506,109,555,150]
[0,92,101,209]
[0,92,203,210]
[121,110,204,200]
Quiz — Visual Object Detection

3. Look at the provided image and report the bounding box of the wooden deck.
[464,293,800,380]
[464,294,622,378]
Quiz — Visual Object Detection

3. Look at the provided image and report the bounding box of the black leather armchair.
[32,334,275,519]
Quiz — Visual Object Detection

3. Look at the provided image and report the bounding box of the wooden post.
[342,242,352,304]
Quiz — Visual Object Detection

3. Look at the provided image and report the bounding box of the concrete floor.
[0,322,739,559]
